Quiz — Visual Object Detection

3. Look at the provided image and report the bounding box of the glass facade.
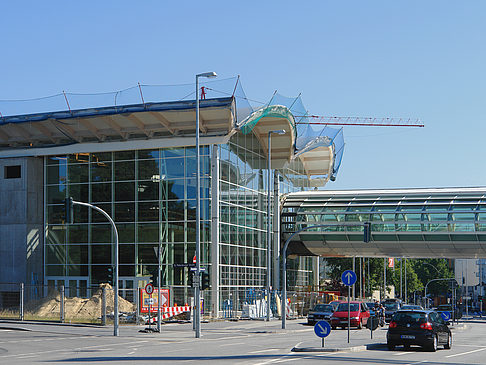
[44,132,315,310]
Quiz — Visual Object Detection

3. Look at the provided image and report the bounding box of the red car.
[330,301,370,329]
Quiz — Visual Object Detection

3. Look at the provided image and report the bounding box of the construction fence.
[0,282,338,324]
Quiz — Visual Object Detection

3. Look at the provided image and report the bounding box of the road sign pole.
[322,337,325,348]
[148,294,151,331]
[348,285,350,343]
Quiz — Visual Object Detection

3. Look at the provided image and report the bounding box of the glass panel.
[47,205,64,224]
[47,226,66,244]
[91,183,112,203]
[114,202,135,222]
[114,161,135,181]
[138,149,159,160]
[138,244,158,264]
[164,179,184,200]
[91,204,112,223]
[138,223,159,243]
[91,224,112,243]
[91,152,112,162]
[120,244,135,264]
[67,245,88,265]
[116,223,135,243]
[68,184,89,203]
[138,181,159,201]
[68,225,88,243]
[115,182,135,202]
[162,148,184,158]
[114,151,135,160]
[68,163,89,183]
[91,245,111,264]
[166,222,184,242]
[47,164,67,185]
[47,245,65,265]
[138,159,160,180]
[91,161,112,182]
[46,265,65,276]
[161,158,184,178]
[138,201,159,222]
[167,201,185,221]
[47,185,66,204]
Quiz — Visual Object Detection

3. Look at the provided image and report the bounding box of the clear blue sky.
[1,1,485,190]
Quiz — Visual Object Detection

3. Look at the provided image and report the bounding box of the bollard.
[20,283,24,321]
[60,285,65,323]
[102,287,107,326]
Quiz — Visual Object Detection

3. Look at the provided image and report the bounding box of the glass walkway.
[281,187,486,258]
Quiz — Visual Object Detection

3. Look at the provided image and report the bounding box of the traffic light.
[188,272,194,288]
[363,222,371,243]
[479,295,483,302]
[201,272,210,290]
[65,197,74,224]
[107,266,113,285]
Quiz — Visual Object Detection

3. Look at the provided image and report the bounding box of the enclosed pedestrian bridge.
[281,187,486,259]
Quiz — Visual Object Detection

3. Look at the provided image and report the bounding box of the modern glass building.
[0,79,344,315]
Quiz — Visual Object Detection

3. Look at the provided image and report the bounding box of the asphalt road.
[0,318,484,364]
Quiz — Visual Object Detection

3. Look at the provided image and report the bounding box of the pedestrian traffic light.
[65,197,73,224]
[201,272,210,290]
[188,272,194,288]
[363,222,371,243]
[479,295,483,302]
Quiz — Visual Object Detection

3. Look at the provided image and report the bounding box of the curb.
[0,320,105,329]
[292,345,366,353]
[0,326,30,331]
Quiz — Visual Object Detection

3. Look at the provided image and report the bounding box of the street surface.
[0,318,484,364]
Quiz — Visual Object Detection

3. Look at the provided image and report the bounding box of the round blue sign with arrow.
[314,320,331,338]
[441,311,451,321]
[341,270,357,286]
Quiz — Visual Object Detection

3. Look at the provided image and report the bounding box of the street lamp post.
[266,130,286,321]
[195,71,217,338]
[70,200,119,336]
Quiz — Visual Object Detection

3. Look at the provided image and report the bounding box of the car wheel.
[444,333,452,349]
[428,335,438,352]
[387,342,395,351]
[357,320,362,329]
[331,326,336,330]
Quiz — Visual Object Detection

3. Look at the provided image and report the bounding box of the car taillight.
[420,322,433,330]
[389,321,397,328]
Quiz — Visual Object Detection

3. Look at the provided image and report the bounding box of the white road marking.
[219,341,246,347]
[394,351,414,356]
[248,348,280,354]
[446,347,486,358]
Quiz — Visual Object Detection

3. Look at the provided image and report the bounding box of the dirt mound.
[25,283,135,320]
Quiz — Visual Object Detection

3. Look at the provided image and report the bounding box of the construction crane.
[294,115,424,128]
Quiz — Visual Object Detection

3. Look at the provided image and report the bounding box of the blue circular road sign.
[341,270,357,286]
[441,311,451,321]
[314,320,331,338]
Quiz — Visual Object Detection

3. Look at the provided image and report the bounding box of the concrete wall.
[0,157,44,285]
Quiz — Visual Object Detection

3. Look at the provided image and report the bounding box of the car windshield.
[313,304,333,312]
[336,303,359,312]
[384,303,399,310]
[392,311,426,324]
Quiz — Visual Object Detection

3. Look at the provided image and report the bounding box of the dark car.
[387,310,452,351]
[383,301,401,322]
[307,304,334,325]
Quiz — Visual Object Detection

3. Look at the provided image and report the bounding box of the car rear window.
[337,303,359,312]
[393,312,426,323]
[384,303,399,310]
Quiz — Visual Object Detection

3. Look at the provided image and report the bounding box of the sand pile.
[25,283,135,320]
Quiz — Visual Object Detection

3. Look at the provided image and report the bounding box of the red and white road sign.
[140,288,170,313]
[388,258,395,268]
[145,283,154,295]
[193,255,197,264]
